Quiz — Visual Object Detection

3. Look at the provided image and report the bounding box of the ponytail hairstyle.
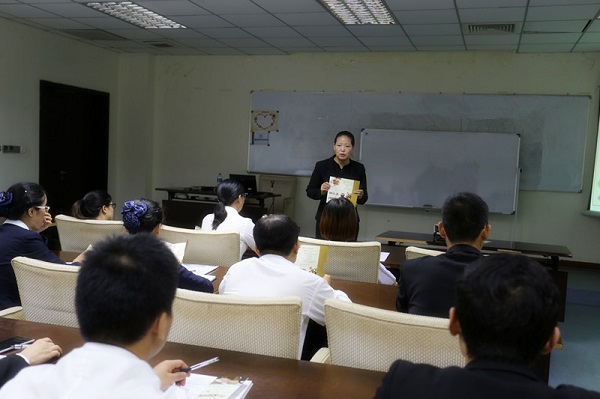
[72,190,112,220]
[122,198,163,234]
[319,197,358,242]
[212,179,245,230]
[0,182,46,220]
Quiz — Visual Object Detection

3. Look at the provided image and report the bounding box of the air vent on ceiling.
[61,29,126,41]
[144,41,174,48]
[462,23,517,35]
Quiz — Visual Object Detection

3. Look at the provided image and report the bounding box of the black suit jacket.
[0,223,65,309]
[396,244,482,318]
[374,359,600,399]
[0,355,28,387]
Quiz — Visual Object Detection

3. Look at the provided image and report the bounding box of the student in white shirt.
[0,234,190,398]
[219,214,351,359]
[199,179,257,258]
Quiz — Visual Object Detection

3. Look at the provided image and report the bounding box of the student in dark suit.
[306,131,368,238]
[0,338,62,387]
[122,198,213,293]
[0,182,87,310]
[376,253,600,399]
[396,192,490,318]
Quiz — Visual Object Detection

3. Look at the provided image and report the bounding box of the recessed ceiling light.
[86,2,186,29]
[318,0,396,25]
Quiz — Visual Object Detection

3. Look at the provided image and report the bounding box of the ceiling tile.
[196,27,254,38]
[526,5,600,21]
[219,37,270,47]
[358,36,412,46]
[346,25,406,37]
[464,34,520,45]
[386,0,454,11]
[244,26,301,38]
[251,0,325,13]
[523,20,589,33]
[275,12,338,26]
[294,25,350,37]
[188,0,264,14]
[137,1,209,16]
[0,4,57,18]
[23,17,89,29]
[520,32,581,44]
[403,23,461,36]
[220,13,285,27]
[311,36,363,46]
[411,35,464,46]
[393,9,459,25]
[172,14,233,29]
[459,7,526,23]
[456,0,527,7]
[262,37,314,47]
[32,3,101,18]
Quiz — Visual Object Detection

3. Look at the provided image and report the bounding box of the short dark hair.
[334,131,355,146]
[441,192,488,242]
[0,182,46,220]
[254,214,299,256]
[212,179,245,230]
[319,197,358,242]
[72,190,112,219]
[122,198,164,234]
[76,234,179,346]
[455,253,559,365]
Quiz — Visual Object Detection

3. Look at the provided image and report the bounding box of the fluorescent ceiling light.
[86,2,186,29]
[319,0,396,25]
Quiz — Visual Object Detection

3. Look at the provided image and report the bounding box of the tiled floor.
[549,269,600,392]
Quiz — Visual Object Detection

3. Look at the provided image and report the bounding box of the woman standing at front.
[306,131,368,238]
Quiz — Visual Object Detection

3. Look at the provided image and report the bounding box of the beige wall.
[0,18,119,201]
[2,14,600,263]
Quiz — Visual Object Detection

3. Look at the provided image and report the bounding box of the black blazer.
[396,244,482,318]
[0,355,28,387]
[0,223,65,309]
[374,359,600,399]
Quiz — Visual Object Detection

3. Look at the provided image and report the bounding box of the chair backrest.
[298,236,380,283]
[324,299,465,372]
[54,214,126,252]
[170,289,302,359]
[11,256,79,327]
[160,225,240,266]
[404,245,445,260]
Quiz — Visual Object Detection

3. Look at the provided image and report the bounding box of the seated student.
[0,182,87,310]
[0,234,191,398]
[375,253,600,399]
[320,197,395,285]
[199,179,257,258]
[71,190,116,220]
[219,214,351,359]
[0,338,62,387]
[122,199,213,293]
[396,192,490,318]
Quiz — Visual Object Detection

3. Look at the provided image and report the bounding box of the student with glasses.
[0,182,87,310]
[71,190,116,220]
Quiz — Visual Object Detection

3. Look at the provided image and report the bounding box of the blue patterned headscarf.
[121,200,148,230]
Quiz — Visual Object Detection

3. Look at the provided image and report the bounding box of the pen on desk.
[179,356,220,373]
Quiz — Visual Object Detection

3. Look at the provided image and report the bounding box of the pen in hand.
[178,356,220,373]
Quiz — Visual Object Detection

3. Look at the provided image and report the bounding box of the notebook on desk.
[229,174,268,196]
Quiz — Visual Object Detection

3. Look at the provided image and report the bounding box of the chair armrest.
[0,306,24,320]
[310,347,331,364]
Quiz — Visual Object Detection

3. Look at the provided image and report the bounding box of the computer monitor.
[229,174,258,194]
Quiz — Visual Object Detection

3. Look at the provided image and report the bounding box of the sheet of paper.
[295,245,322,273]
[380,251,390,262]
[173,374,253,399]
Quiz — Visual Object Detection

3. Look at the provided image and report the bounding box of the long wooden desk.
[377,230,572,271]
[0,318,385,399]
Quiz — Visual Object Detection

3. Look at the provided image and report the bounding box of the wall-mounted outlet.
[1,145,23,154]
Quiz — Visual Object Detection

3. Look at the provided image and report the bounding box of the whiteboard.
[248,91,589,192]
[360,129,520,214]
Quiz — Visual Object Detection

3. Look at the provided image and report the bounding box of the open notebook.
[167,374,253,399]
